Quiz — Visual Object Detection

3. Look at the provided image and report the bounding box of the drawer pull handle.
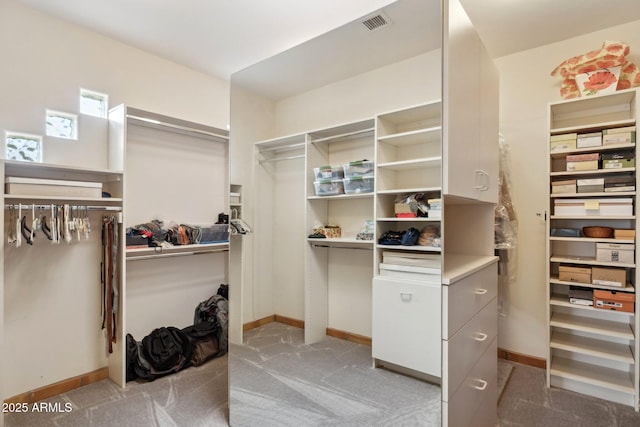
[473,379,488,391]
[400,292,412,302]
[475,288,488,295]
[473,332,488,342]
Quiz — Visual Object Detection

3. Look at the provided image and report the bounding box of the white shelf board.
[550,312,634,339]
[550,215,636,220]
[550,255,635,268]
[377,157,441,171]
[550,167,635,177]
[2,159,124,183]
[550,294,634,316]
[307,192,373,201]
[377,126,441,146]
[550,331,635,364]
[550,118,636,135]
[550,356,635,394]
[377,244,441,253]
[376,187,442,195]
[308,238,373,249]
[4,194,123,205]
[126,242,229,259]
[550,192,636,198]
[549,278,635,293]
[549,236,635,244]
[442,254,499,285]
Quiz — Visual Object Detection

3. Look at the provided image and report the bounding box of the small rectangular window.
[6,132,43,162]
[80,88,109,118]
[46,110,78,140]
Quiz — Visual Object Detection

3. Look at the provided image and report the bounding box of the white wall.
[495,20,640,359]
[0,1,229,398]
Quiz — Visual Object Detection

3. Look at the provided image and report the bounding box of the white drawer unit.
[372,276,442,377]
[443,298,498,400]
[443,337,498,427]
[443,262,497,338]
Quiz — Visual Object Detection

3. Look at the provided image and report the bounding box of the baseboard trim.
[498,347,546,369]
[4,367,110,405]
[274,315,304,329]
[243,315,276,332]
[326,328,372,347]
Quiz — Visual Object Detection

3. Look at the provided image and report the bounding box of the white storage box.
[5,177,102,198]
[313,178,344,196]
[596,242,635,264]
[554,198,633,216]
[379,263,440,282]
[343,174,374,194]
[576,132,602,148]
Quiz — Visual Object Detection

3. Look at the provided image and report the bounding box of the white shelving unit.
[546,88,640,410]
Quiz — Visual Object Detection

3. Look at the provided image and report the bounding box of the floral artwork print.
[551,41,640,99]
[577,68,620,96]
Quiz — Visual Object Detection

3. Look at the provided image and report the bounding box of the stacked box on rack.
[596,242,635,263]
[604,175,636,192]
[559,265,591,283]
[594,289,634,312]
[428,198,442,219]
[552,179,577,194]
[5,177,103,197]
[554,198,633,216]
[602,126,636,145]
[602,151,635,169]
[550,133,577,152]
[576,132,602,148]
[566,152,599,171]
[576,178,604,193]
[343,160,374,177]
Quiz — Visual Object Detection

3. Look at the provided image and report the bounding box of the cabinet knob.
[475,288,488,295]
[400,292,412,302]
[473,379,488,391]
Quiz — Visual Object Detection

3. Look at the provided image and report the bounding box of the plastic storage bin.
[343,174,374,194]
[200,224,229,243]
[313,165,344,180]
[313,178,345,196]
[343,160,374,177]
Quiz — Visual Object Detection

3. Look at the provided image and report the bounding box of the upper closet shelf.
[308,193,373,201]
[126,242,229,261]
[308,238,373,249]
[377,186,442,195]
[377,157,441,170]
[5,194,122,205]
[2,160,123,183]
[377,126,442,146]
[549,89,636,132]
[127,108,229,143]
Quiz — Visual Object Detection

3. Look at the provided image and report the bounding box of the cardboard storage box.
[594,289,634,313]
[604,175,635,192]
[577,178,604,193]
[596,242,635,263]
[577,132,602,148]
[602,126,636,145]
[566,160,598,171]
[602,151,635,169]
[552,179,576,194]
[550,133,577,152]
[614,228,636,239]
[5,177,102,198]
[592,266,627,287]
[554,198,633,216]
[559,265,591,283]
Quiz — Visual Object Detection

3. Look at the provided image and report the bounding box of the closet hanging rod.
[4,204,122,211]
[127,249,228,261]
[127,114,229,141]
[310,127,375,144]
[258,142,306,153]
[259,154,305,163]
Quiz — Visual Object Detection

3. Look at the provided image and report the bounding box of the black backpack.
[142,326,193,372]
[182,320,221,365]
[194,294,228,355]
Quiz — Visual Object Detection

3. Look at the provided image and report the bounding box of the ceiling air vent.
[361,12,391,32]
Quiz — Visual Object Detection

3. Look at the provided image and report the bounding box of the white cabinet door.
[372,276,441,377]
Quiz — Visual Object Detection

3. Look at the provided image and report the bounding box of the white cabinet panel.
[443,263,497,339]
[372,276,441,377]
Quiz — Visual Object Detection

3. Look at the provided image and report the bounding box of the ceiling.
[13,0,640,81]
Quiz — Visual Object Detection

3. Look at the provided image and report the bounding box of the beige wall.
[0,0,229,399]
[495,20,640,359]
